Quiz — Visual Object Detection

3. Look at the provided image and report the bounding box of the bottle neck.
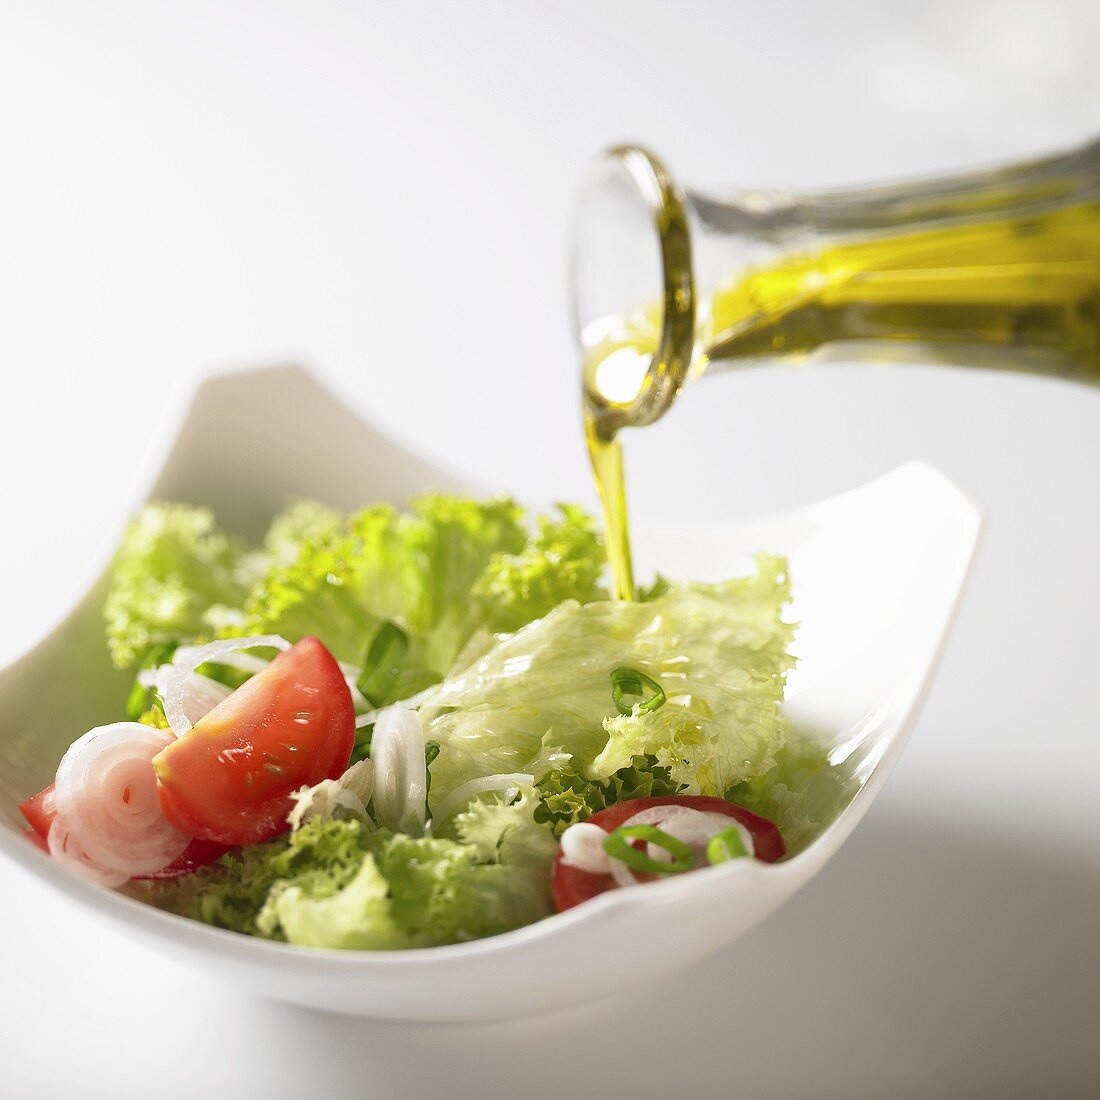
[692,194,1100,388]
[576,139,1100,443]
[688,140,1100,388]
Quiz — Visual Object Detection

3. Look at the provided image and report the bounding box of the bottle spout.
[571,145,696,441]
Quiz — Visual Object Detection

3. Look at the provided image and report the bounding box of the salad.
[19,494,816,950]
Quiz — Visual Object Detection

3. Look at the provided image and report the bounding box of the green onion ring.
[609,667,666,716]
[706,825,750,864]
[603,824,696,874]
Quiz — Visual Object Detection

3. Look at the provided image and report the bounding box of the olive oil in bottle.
[574,140,1100,600]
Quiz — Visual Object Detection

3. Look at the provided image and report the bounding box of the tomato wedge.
[19,780,229,875]
[18,783,56,840]
[154,636,354,846]
[552,795,785,913]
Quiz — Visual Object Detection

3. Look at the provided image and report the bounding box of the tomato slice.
[551,795,785,913]
[19,783,56,841]
[154,636,354,846]
[23,827,49,852]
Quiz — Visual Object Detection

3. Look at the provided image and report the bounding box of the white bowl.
[0,365,980,1021]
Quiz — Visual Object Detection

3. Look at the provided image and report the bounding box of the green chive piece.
[126,643,172,721]
[350,723,374,764]
[423,741,441,798]
[357,621,409,708]
[603,824,696,875]
[706,825,749,865]
[609,667,666,717]
[125,679,149,721]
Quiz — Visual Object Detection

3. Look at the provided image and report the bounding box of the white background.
[1,2,1098,1097]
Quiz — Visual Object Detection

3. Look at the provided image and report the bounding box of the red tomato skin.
[552,795,785,913]
[24,828,49,853]
[132,837,233,880]
[19,783,56,841]
[154,636,354,846]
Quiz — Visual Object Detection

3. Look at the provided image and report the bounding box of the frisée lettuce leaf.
[534,754,680,836]
[150,790,557,949]
[106,495,609,692]
[105,504,259,669]
[237,495,527,675]
[474,504,607,632]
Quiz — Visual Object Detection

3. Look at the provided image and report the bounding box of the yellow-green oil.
[585,200,1100,600]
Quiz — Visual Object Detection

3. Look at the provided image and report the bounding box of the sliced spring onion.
[609,667,666,717]
[370,705,428,834]
[125,643,174,721]
[357,621,409,708]
[559,821,613,873]
[193,650,269,676]
[47,819,130,888]
[125,678,149,722]
[157,635,291,737]
[52,722,191,877]
[420,741,442,818]
[286,758,375,830]
[155,669,232,730]
[355,685,435,729]
[350,722,373,764]
[603,824,696,875]
[424,741,441,769]
[706,825,750,864]
[337,661,370,712]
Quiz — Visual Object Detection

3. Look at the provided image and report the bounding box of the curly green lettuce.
[725,729,852,856]
[106,495,609,696]
[150,787,556,949]
[237,494,530,697]
[105,504,258,669]
[262,499,344,565]
[534,754,680,836]
[474,504,607,632]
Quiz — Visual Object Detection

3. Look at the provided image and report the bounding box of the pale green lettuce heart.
[420,554,795,811]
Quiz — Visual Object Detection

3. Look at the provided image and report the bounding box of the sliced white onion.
[158,634,291,737]
[609,850,642,888]
[337,661,369,711]
[608,806,755,889]
[430,772,535,826]
[370,705,427,834]
[559,821,612,874]
[287,758,375,830]
[170,636,290,669]
[52,721,191,878]
[154,668,232,728]
[47,819,130,888]
[355,687,434,729]
[197,650,271,675]
[621,805,754,849]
